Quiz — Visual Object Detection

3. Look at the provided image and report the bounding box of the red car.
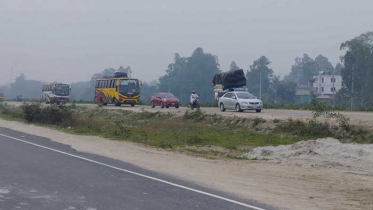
[151,93,180,108]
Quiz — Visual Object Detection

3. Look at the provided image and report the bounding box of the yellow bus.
[0,92,4,102]
[95,76,141,106]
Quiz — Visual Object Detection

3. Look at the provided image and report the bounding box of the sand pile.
[246,138,373,174]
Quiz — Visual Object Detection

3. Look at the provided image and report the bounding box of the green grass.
[1,102,371,159]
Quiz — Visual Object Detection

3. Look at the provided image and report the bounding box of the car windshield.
[119,79,139,93]
[236,92,256,99]
[160,93,175,98]
[54,85,70,96]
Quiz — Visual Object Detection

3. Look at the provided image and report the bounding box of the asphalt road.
[85,103,373,122]
[0,127,272,210]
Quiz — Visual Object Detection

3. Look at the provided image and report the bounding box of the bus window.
[105,80,109,88]
[111,80,114,88]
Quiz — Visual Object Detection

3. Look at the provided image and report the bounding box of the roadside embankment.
[246,138,373,175]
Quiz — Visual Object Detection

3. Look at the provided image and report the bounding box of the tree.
[158,48,220,102]
[246,56,273,100]
[140,81,158,104]
[340,31,373,108]
[275,80,297,104]
[334,63,343,75]
[285,54,317,87]
[315,54,334,74]
[1,73,44,100]
[229,61,240,71]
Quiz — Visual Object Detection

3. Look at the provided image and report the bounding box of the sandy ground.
[1,119,373,210]
[246,138,373,175]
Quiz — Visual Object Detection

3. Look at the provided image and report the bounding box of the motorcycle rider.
[190,90,199,107]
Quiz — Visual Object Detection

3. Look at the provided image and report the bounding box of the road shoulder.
[1,119,372,210]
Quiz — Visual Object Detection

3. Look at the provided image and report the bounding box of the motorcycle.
[190,97,200,110]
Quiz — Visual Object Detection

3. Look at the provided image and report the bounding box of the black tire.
[256,109,262,113]
[100,98,107,106]
[160,102,164,108]
[175,106,179,109]
[131,103,135,107]
[236,104,243,112]
[151,101,155,108]
[166,106,169,108]
[220,103,226,112]
[114,98,121,106]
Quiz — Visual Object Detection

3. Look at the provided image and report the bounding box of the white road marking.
[0,133,266,210]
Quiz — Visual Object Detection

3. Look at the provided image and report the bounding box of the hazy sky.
[1,0,372,85]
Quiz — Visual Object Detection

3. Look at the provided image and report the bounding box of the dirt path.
[1,119,372,210]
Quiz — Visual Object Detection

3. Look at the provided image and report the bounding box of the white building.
[313,74,343,95]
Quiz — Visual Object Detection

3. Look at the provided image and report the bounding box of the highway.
[81,103,373,122]
[0,127,272,210]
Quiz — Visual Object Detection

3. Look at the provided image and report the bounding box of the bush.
[0,103,23,118]
[183,110,204,121]
[21,103,42,123]
[21,103,74,125]
[275,118,332,137]
[253,117,266,126]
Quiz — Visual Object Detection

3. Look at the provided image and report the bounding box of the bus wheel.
[114,98,121,106]
[131,103,135,107]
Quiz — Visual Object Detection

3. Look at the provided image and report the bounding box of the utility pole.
[332,69,335,107]
[10,66,13,99]
[259,70,262,100]
[350,64,355,111]
[179,85,182,104]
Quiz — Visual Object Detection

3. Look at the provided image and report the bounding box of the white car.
[218,91,263,112]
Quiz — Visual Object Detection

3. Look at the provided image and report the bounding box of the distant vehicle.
[95,75,141,107]
[16,95,23,102]
[0,93,4,102]
[42,83,71,104]
[151,93,179,108]
[218,91,263,113]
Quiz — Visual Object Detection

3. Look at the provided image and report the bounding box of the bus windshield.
[119,79,139,94]
[54,85,70,96]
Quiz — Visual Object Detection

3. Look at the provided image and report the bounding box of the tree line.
[1,31,372,109]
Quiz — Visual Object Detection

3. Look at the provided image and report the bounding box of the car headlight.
[242,101,248,105]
